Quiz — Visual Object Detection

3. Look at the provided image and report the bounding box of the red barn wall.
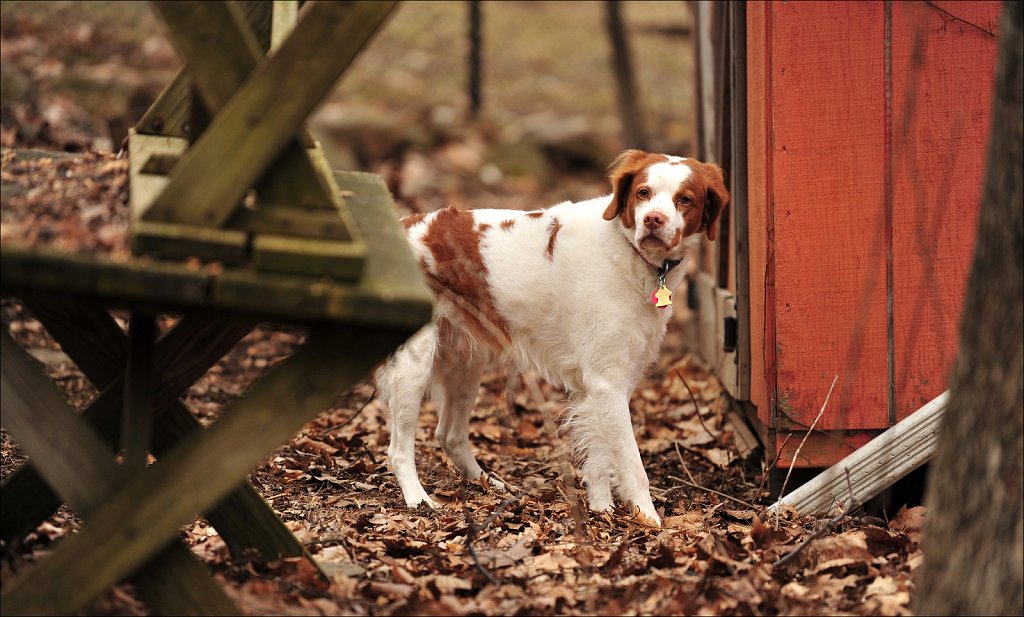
[745,0,1000,467]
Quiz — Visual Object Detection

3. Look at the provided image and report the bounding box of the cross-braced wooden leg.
[0,330,238,616]
[1,324,408,615]
[1,303,311,563]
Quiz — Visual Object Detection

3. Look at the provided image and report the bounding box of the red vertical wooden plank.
[891,1,1000,420]
[746,1,771,437]
[771,1,889,431]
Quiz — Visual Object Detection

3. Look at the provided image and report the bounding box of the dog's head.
[603,150,730,263]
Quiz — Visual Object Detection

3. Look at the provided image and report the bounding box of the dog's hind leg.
[432,320,502,489]
[377,326,438,508]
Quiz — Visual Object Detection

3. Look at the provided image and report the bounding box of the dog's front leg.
[573,386,661,527]
[612,429,661,527]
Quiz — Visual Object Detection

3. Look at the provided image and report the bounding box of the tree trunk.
[467,0,482,119]
[606,0,647,150]
[914,2,1023,615]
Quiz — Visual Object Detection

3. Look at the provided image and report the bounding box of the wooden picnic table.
[0,2,432,614]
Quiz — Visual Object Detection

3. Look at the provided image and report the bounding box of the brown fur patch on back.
[478,223,491,233]
[401,212,427,229]
[526,211,544,219]
[420,207,509,351]
[500,219,516,231]
[545,218,561,260]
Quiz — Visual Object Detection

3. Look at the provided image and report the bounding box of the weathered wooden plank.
[890,1,1000,421]
[333,171,429,299]
[139,153,181,175]
[773,430,875,470]
[152,2,264,114]
[0,324,410,615]
[143,0,396,228]
[214,171,433,324]
[3,166,433,328]
[134,1,276,138]
[1,308,309,564]
[149,0,338,212]
[127,130,187,220]
[0,246,428,327]
[0,311,246,538]
[250,234,365,280]
[230,204,352,240]
[770,2,889,431]
[135,71,192,138]
[153,403,321,562]
[271,1,298,51]
[1,301,127,543]
[1,332,122,512]
[123,314,156,475]
[252,141,341,210]
[0,331,238,616]
[132,544,238,617]
[770,391,948,515]
[132,220,249,264]
[142,2,361,270]
[745,1,771,444]
[24,301,127,385]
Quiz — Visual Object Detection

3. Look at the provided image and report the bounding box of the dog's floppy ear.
[700,162,730,241]
[603,149,650,228]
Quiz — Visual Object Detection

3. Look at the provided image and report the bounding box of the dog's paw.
[479,473,507,493]
[405,494,440,510]
[631,505,662,528]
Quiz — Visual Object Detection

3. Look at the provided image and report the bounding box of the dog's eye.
[637,187,651,200]
[679,195,694,206]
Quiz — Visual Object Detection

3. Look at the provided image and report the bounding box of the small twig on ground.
[674,367,719,445]
[361,443,378,467]
[756,433,792,499]
[776,375,838,504]
[774,468,860,568]
[323,386,377,434]
[464,495,518,585]
[486,469,521,495]
[674,440,698,486]
[668,475,756,509]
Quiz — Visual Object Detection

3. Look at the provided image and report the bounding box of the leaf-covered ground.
[1,3,925,613]
[1,297,924,616]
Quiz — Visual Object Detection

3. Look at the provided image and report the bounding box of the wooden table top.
[1,149,433,329]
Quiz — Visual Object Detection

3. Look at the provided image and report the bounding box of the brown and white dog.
[375,150,729,526]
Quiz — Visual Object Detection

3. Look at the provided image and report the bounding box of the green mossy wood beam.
[135,1,274,138]
[152,1,265,114]
[149,0,336,210]
[143,0,396,228]
[0,332,238,616]
[0,325,408,614]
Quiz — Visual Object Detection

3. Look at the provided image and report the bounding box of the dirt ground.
[0,2,924,615]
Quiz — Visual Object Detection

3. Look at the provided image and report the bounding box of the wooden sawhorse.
[1,169,431,615]
[1,1,431,613]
